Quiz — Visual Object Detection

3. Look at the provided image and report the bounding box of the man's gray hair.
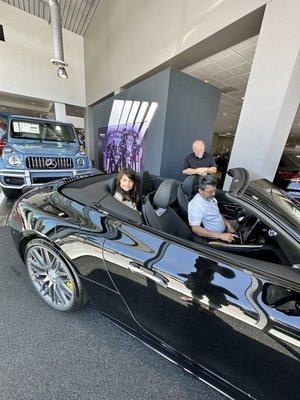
[192,139,204,146]
[197,174,217,191]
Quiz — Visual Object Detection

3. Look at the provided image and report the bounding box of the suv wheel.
[2,187,22,199]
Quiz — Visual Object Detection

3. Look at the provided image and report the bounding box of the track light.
[57,66,68,79]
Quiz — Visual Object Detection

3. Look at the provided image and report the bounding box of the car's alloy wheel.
[25,239,86,311]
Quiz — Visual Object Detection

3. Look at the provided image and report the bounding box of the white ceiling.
[0,91,85,118]
[0,18,299,142]
[1,0,100,35]
[182,35,300,144]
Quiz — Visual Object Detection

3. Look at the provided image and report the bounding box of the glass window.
[11,119,77,143]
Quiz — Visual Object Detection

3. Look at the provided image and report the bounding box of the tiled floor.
[0,189,14,226]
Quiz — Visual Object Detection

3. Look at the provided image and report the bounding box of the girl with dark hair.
[114,168,139,210]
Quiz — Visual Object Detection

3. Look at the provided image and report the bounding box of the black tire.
[25,239,87,311]
[2,187,23,199]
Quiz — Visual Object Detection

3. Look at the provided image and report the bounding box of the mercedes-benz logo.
[45,158,57,169]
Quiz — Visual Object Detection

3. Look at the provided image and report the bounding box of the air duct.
[41,0,68,78]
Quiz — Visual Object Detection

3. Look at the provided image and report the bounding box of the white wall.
[84,0,268,105]
[0,2,85,106]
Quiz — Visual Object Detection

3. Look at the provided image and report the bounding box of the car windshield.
[10,119,77,143]
[279,152,300,171]
[244,179,300,234]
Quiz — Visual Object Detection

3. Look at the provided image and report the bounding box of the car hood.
[11,142,80,156]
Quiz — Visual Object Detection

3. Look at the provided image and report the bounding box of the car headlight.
[76,157,85,166]
[8,155,22,166]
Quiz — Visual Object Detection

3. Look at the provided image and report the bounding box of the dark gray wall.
[91,97,114,169]
[160,68,221,180]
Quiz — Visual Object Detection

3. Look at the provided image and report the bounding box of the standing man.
[183,139,217,176]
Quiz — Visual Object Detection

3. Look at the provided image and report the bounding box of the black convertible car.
[10,168,300,400]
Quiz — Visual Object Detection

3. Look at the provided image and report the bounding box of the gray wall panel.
[160,68,221,180]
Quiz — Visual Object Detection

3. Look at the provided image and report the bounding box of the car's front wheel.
[25,239,87,311]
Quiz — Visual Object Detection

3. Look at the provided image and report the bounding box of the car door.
[102,217,300,400]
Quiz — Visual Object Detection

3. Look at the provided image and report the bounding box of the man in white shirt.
[188,175,236,243]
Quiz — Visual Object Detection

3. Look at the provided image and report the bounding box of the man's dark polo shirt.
[183,152,216,170]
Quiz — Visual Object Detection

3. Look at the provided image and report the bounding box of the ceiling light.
[57,66,68,79]
[241,97,245,100]
[204,79,209,83]
[1,107,6,110]
[222,113,227,116]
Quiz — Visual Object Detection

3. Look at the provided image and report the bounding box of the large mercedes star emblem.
[45,158,57,169]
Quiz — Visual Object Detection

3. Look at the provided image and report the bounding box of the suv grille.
[26,157,73,169]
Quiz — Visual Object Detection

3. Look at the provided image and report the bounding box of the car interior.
[60,172,288,265]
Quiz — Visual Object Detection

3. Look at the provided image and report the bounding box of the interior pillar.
[225,0,300,188]
[54,102,67,122]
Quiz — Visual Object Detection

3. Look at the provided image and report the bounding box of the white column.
[224,0,300,188]
[54,102,67,122]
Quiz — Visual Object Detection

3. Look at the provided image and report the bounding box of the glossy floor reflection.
[0,188,14,226]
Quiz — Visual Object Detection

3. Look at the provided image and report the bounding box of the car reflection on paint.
[10,168,300,400]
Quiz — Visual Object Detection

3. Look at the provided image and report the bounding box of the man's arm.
[222,216,235,233]
[183,166,217,175]
[183,167,199,175]
[191,225,236,243]
[206,155,217,174]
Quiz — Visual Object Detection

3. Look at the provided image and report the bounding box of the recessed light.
[241,97,245,100]
[204,79,209,83]
[222,113,227,116]
[1,107,6,110]
[32,102,36,105]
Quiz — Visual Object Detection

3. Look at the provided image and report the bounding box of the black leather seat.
[177,175,198,217]
[143,179,192,241]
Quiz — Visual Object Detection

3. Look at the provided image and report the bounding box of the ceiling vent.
[221,86,239,94]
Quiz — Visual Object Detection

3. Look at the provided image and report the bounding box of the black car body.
[10,169,300,400]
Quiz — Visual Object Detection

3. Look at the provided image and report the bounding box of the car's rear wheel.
[2,187,22,199]
[25,239,87,311]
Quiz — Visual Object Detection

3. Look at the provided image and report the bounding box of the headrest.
[109,177,117,194]
[110,174,141,195]
[139,171,153,195]
[181,175,198,196]
[154,179,179,209]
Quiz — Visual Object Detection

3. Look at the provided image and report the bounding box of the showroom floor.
[0,189,225,400]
